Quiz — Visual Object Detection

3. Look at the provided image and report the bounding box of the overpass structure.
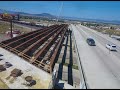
[0,24,69,74]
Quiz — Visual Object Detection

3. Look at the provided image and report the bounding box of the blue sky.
[0,1,120,21]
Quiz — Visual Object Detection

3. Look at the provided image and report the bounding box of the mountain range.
[0,9,56,18]
[0,9,120,25]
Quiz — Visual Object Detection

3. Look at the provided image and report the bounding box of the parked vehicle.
[106,44,117,51]
[86,38,96,46]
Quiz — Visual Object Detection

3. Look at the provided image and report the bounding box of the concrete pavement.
[71,24,120,89]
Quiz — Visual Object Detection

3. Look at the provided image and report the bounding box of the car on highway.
[86,38,96,46]
[106,44,117,51]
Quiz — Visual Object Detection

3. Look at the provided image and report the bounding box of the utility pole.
[56,2,64,24]
[10,20,13,38]
[2,13,13,38]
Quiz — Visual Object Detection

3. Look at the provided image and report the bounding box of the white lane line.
[77,25,120,82]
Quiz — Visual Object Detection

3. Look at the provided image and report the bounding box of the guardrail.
[70,24,88,89]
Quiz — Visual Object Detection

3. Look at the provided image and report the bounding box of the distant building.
[0,13,20,21]
[102,26,110,29]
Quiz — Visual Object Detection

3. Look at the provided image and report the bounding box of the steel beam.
[49,25,68,73]
[21,25,63,55]
[34,24,66,61]
[1,25,57,45]
[10,25,60,52]
[4,25,58,46]
[0,24,69,73]
[9,26,58,48]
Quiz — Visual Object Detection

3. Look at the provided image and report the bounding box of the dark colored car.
[86,38,96,46]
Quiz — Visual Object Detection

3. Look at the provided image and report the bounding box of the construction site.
[0,18,81,89]
[1,1,120,89]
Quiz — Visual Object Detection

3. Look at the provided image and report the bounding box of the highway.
[71,24,120,89]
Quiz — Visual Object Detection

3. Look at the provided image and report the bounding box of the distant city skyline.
[0,1,120,21]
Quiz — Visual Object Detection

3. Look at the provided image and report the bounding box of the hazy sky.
[0,1,120,21]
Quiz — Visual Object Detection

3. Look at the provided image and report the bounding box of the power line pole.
[10,20,13,38]
[2,13,13,38]
[56,2,64,24]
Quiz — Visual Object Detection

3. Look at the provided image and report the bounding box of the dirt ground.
[0,79,9,89]
[0,47,52,89]
[0,34,10,42]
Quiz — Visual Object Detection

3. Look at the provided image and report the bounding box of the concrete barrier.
[70,24,88,89]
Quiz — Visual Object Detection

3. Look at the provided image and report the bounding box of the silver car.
[106,44,117,51]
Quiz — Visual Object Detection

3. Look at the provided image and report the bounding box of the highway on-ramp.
[71,24,120,89]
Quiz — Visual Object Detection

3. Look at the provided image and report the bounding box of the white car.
[106,44,117,51]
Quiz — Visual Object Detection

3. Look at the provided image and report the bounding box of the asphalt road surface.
[71,24,120,89]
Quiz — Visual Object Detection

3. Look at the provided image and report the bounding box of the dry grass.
[0,21,31,34]
[103,29,120,36]
[0,22,10,33]
[0,79,9,89]
[93,28,120,36]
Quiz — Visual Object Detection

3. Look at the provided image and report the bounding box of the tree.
[106,29,115,37]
